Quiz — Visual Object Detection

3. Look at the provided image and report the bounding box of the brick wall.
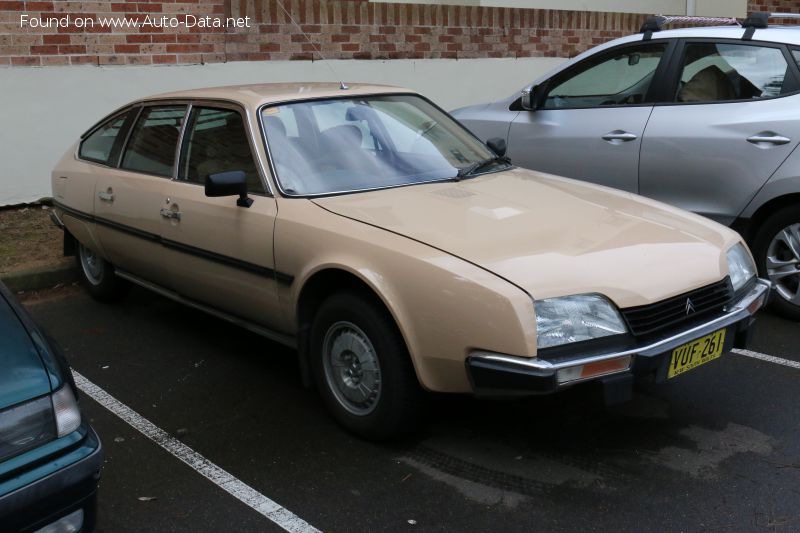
[0,0,798,67]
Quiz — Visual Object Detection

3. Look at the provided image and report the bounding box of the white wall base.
[0,57,565,205]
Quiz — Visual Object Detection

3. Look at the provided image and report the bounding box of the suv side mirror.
[486,137,507,157]
[520,85,537,111]
[205,170,253,208]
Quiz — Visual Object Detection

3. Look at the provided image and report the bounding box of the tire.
[751,205,800,321]
[76,242,129,303]
[309,291,424,440]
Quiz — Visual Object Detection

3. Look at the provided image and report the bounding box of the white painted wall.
[0,57,564,206]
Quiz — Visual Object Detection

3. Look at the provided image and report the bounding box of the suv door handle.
[97,189,114,202]
[160,207,181,221]
[747,134,791,146]
[602,131,638,143]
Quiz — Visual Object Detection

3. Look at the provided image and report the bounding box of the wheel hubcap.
[766,223,800,305]
[79,244,104,286]
[322,321,382,416]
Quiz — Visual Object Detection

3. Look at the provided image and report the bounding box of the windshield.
[261,94,504,196]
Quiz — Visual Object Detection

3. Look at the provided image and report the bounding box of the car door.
[93,104,187,286]
[508,40,673,193]
[639,39,800,225]
[159,103,284,330]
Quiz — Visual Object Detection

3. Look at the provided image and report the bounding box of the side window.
[179,107,264,194]
[121,106,186,177]
[79,113,128,165]
[544,43,667,109]
[676,43,793,103]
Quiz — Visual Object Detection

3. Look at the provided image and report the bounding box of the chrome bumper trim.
[471,278,771,378]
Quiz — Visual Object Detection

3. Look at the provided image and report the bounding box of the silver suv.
[453,13,800,319]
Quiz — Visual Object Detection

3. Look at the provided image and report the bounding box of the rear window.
[78,113,128,165]
[121,106,187,177]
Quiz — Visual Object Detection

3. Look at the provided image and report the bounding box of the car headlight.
[535,294,627,349]
[727,242,756,293]
[0,396,57,462]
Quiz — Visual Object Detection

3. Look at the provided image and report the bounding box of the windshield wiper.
[454,155,511,181]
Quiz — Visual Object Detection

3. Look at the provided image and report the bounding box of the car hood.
[0,293,52,409]
[312,168,739,308]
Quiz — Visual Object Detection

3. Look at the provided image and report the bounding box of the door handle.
[160,207,181,221]
[602,131,638,143]
[97,189,114,202]
[747,134,791,146]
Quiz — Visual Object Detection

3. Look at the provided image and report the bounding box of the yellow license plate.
[668,329,727,379]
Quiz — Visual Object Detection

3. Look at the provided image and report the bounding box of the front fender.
[274,199,537,393]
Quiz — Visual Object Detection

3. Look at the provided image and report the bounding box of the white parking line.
[72,371,320,533]
[732,349,800,370]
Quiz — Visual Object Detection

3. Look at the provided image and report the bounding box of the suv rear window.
[677,43,794,102]
[121,106,186,177]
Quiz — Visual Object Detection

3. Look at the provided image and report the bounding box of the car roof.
[143,82,417,108]
[609,25,800,48]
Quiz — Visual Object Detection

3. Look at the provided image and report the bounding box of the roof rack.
[641,12,800,42]
[640,15,739,40]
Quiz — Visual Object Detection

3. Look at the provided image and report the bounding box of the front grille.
[621,278,734,337]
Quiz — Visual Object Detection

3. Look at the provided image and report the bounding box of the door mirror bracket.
[486,137,507,158]
[205,170,253,208]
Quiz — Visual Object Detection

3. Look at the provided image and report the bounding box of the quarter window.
[676,43,793,103]
[178,107,264,194]
[543,43,667,109]
[121,106,186,177]
[79,114,128,165]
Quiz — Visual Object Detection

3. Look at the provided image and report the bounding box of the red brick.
[126,34,152,44]
[59,45,86,54]
[115,44,140,53]
[0,1,24,10]
[43,35,70,45]
[26,2,54,10]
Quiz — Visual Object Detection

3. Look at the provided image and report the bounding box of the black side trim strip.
[53,201,294,285]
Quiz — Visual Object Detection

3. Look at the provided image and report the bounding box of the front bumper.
[467,278,771,398]
[0,427,102,532]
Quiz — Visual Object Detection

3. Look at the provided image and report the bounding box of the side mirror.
[205,170,253,208]
[486,137,507,157]
[520,86,537,111]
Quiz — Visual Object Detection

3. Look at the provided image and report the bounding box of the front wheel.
[752,206,800,320]
[76,243,129,302]
[310,291,424,440]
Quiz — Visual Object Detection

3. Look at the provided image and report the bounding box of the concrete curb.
[0,264,78,292]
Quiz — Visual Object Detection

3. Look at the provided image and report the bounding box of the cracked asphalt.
[23,285,800,532]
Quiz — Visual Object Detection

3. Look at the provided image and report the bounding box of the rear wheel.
[77,243,129,302]
[752,206,800,320]
[310,291,424,440]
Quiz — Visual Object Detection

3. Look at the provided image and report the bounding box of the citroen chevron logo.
[685,298,696,315]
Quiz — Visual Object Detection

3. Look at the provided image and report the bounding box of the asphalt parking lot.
[23,285,800,532]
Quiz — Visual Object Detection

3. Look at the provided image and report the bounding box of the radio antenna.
[274,0,349,90]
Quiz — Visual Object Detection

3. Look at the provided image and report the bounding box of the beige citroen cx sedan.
[51,83,770,439]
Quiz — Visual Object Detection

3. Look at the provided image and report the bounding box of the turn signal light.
[556,355,632,385]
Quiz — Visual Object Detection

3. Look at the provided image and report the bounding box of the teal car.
[0,282,101,532]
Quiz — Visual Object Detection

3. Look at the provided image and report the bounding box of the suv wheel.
[752,206,800,320]
[310,291,424,440]
[77,243,129,302]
